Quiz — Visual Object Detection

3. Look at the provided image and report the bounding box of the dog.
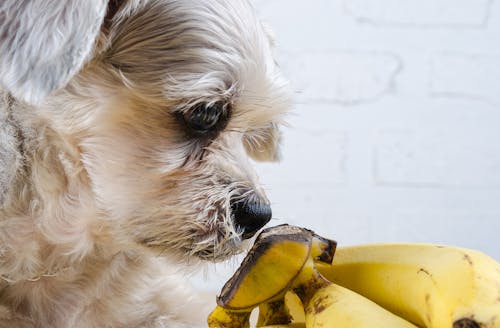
[0,0,290,326]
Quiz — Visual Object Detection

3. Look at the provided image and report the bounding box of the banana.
[286,246,417,328]
[208,224,336,328]
[317,243,500,328]
[216,225,336,311]
[282,292,305,323]
[305,283,418,328]
[207,306,251,328]
[210,226,499,328]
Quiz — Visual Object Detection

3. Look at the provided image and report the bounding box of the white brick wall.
[191,0,500,291]
[374,128,500,187]
[282,51,401,104]
[430,53,500,104]
[345,0,493,27]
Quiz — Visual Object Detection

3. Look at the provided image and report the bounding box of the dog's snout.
[231,199,272,239]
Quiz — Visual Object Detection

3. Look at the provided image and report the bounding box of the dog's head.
[0,0,289,262]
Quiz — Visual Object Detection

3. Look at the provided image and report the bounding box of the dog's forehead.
[106,0,290,126]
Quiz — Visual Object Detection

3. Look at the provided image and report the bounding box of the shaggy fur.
[0,0,289,327]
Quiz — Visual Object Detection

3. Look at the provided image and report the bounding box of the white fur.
[0,0,289,327]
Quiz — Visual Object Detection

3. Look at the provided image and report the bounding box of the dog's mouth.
[138,222,248,263]
[189,203,272,261]
[191,239,245,262]
[134,186,271,262]
[188,224,248,262]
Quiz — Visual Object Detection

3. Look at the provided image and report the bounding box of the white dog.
[0,0,289,326]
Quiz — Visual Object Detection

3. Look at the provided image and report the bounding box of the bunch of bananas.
[207,224,500,328]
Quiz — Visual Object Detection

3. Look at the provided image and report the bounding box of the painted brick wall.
[192,0,500,291]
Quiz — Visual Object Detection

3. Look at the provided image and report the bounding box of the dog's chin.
[140,231,251,263]
[190,233,252,263]
[192,240,246,263]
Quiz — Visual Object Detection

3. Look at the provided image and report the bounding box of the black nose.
[231,199,272,239]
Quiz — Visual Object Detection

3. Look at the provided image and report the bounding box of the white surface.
[190,0,500,292]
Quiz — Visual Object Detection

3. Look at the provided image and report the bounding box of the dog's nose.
[231,199,272,239]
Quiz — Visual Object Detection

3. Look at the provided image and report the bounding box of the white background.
[192,0,500,292]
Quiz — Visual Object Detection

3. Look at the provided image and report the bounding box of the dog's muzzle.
[230,197,272,239]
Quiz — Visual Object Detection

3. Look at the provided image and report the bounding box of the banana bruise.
[317,243,500,328]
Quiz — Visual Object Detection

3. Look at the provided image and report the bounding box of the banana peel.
[216,224,336,311]
[208,224,336,327]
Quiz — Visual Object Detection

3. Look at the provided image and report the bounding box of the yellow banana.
[317,243,500,328]
[305,283,418,328]
[207,306,251,328]
[287,248,417,328]
[208,224,336,328]
[216,225,336,311]
[247,227,417,328]
[282,292,305,323]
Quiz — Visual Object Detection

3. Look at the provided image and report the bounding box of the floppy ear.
[0,0,108,104]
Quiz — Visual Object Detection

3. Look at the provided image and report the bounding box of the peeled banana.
[317,243,500,328]
[215,225,336,311]
[208,224,336,327]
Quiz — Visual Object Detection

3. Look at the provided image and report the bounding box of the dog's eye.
[177,102,230,137]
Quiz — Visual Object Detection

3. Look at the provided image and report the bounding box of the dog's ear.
[0,0,108,104]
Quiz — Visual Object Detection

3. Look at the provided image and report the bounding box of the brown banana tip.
[315,237,337,264]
